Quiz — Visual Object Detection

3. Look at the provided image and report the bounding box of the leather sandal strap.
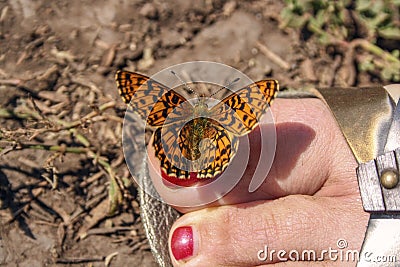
[313,87,395,163]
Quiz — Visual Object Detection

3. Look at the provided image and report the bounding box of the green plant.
[280,0,400,82]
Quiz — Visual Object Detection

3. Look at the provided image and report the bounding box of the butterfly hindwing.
[154,127,190,178]
[153,121,238,179]
[197,124,238,178]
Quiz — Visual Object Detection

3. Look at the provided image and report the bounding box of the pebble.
[139,3,158,19]
[223,1,237,16]
[137,47,154,70]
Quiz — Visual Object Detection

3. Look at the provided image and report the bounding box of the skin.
[148,98,370,266]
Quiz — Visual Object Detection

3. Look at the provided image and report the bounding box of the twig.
[1,102,118,131]
[67,171,105,192]
[92,151,123,214]
[6,188,44,224]
[29,97,48,121]
[78,171,105,189]
[30,202,57,222]
[70,76,102,94]
[0,142,90,154]
[1,98,125,218]
[36,101,116,134]
[85,191,109,210]
[86,226,135,236]
[1,122,121,213]
[307,22,400,66]
[105,252,119,267]
[34,220,59,227]
[130,239,149,252]
[55,257,105,264]
[351,38,400,64]
[256,41,291,70]
[0,108,41,120]
[0,79,22,86]
[41,166,59,190]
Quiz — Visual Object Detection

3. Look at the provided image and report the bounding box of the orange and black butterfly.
[115,70,278,179]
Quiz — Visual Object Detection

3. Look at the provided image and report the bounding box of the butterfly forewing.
[211,80,278,136]
[147,89,190,127]
[115,70,187,127]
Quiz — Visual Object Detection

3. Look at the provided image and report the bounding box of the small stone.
[139,3,158,19]
[118,24,132,32]
[137,47,154,70]
[162,30,185,47]
[248,58,256,68]
[129,43,137,51]
[223,1,236,17]
[264,65,272,76]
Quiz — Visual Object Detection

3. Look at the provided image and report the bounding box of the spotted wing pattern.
[116,70,278,179]
[153,122,238,179]
[115,70,187,127]
[153,127,189,178]
[196,124,238,178]
[211,80,278,136]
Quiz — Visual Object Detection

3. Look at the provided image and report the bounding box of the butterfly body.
[115,70,278,179]
[192,98,209,117]
[188,118,205,156]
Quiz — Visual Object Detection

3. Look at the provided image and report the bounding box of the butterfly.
[115,70,278,179]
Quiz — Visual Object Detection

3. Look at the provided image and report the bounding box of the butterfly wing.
[210,80,279,136]
[153,126,191,178]
[196,123,238,178]
[153,120,238,179]
[117,71,278,179]
[115,70,189,127]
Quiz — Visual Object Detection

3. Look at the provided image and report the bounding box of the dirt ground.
[0,0,397,266]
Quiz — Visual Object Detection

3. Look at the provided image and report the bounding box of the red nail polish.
[171,226,194,261]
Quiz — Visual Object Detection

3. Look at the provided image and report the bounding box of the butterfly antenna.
[170,70,199,98]
[209,77,240,98]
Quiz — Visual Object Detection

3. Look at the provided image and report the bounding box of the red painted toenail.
[171,226,194,261]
